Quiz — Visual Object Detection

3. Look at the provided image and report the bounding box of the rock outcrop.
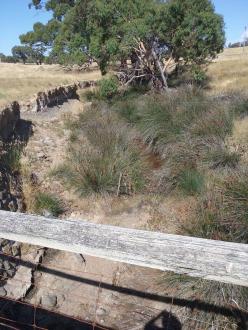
[21,80,97,113]
[0,80,97,138]
[0,79,98,300]
[0,102,20,140]
[22,84,79,112]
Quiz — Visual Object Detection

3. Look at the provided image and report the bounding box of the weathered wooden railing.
[0,210,247,287]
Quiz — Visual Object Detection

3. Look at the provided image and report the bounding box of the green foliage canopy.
[24,0,225,84]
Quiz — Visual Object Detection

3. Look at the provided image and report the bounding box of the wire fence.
[0,244,246,329]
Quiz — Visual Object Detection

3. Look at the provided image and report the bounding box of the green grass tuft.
[0,142,23,172]
[178,169,205,195]
[34,192,64,217]
[185,169,248,243]
[207,148,241,168]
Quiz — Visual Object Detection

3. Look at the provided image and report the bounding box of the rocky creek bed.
[0,80,97,306]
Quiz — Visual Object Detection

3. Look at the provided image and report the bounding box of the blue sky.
[0,0,51,55]
[0,0,247,55]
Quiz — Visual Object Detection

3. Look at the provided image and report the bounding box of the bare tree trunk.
[151,48,168,89]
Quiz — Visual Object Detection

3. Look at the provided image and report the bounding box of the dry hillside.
[0,63,101,108]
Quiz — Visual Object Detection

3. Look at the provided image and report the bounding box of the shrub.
[82,89,97,101]
[191,66,208,87]
[178,169,205,195]
[54,109,146,196]
[34,192,64,217]
[207,147,241,169]
[0,142,23,172]
[98,76,119,100]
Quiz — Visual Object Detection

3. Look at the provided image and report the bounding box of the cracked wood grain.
[0,210,247,287]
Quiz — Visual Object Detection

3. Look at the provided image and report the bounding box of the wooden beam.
[0,210,247,287]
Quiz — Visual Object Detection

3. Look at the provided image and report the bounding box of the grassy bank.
[58,81,248,329]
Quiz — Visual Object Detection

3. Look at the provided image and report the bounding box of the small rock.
[2,272,8,280]
[42,210,54,218]
[6,268,15,277]
[30,173,38,185]
[2,245,12,255]
[97,307,107,317]
[9,262,16,268]
[37,152,47,160]
[12,242,21,249]
[3,260,10,270]
[0,239,9,247]
[16,198,24,212]
[0,287,7,297]
[8,200,17,212]
[41,294,57,308]
[11,244,20,257]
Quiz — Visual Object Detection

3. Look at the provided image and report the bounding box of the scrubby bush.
[191,66,208,86]
[54,108,146,196]
[34,192,63,217]
[98,76,119,100]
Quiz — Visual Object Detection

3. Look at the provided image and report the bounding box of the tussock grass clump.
[207,147,241,169]
[34,192,64,217]
[178,169,204,196]
[162,272,248,330]
[117,87,234,194]
[54,108,146,196]
[163,169,248,328]
[232,97,248,117]
[111,86,149,124]
[190,107,233,139]
[0,142,23,172]
[112,98,142,124]
[186,169,248,243]
[138,88,209,148]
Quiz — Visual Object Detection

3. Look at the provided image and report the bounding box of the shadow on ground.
[14,118,33,142]
[0,296,113,329]
[0,253,247,329]
[144,311,182,330]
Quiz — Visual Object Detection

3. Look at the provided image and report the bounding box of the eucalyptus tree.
[22,0,225,88]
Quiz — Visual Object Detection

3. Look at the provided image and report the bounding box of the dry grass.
[208,47,248,93]
[0,63,101,108]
